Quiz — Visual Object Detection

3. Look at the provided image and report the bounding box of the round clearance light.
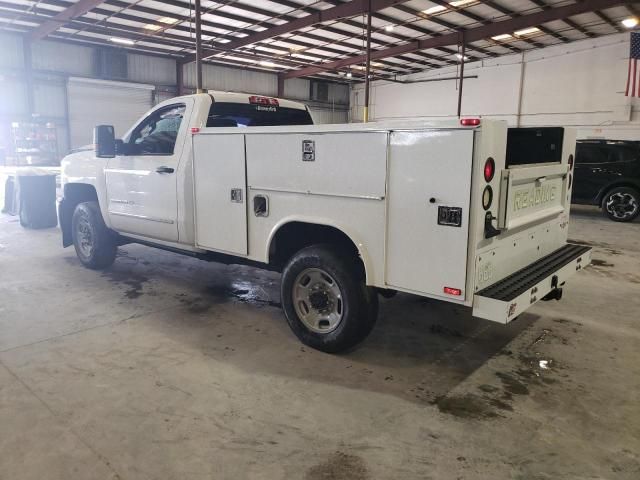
[482,185,493,210]
[484,157,495,183]
[568,154,574,170]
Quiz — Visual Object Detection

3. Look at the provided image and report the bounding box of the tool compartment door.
[192,133,247,255]
[385,130,474,299]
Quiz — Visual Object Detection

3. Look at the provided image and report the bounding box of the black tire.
[601,187,639,222]
[281,245,378,353]
[71,201,117,269]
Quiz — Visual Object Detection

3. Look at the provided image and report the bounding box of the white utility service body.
[192,120,589,322]
[59,92,591,351]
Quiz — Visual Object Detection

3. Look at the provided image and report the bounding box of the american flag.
[626,31,640,97]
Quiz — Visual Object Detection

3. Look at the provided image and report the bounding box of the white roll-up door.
[67,77,154,149]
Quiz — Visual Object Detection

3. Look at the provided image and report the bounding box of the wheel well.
[597,182,640,206]
[60,183,99,247]
[269,222,363,273]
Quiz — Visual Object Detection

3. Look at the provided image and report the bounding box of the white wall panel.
[128,54,176,85]
[33,81,66,118]
[0,33,23,69]
[0,80,28,116]
[352,33,640,140]
[32,40,93,75]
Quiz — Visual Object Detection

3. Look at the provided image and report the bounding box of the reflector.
[482,185,493,210]
[484,157,495,182]
[444,287,462,296]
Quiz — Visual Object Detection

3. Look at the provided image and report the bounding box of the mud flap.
[473,244,592,323]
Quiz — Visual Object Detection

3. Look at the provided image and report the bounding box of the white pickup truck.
[59,91,591,352]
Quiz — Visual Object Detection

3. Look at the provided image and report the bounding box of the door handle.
[156,166,174,174]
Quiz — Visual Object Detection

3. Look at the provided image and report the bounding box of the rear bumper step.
[473,244,592,323]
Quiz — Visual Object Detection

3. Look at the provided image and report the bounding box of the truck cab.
[59,92,313,248]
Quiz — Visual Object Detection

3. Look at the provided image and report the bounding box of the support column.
[456,31,466,118]
[195,0,203,93]
[176,61,184,96]
[363,0,372,123]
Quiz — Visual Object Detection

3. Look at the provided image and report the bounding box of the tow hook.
[542,288,563,301]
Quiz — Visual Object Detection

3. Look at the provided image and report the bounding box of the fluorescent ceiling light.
[491,33,512,41]
[450,0,475,7]
[423,5,447,15]
[514,27,541,36]
[384,24,394,32]
[621,17,638,28]
[258,60,277,67]
[110,37,135,45]
[158,17,178,25]
[144,24,161,31]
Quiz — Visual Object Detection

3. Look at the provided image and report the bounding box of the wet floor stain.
[435,321,578,419]
[205,283,281,309]
[306,451,368,480]
[591,258,614,268]
[436,393,499,419]
[102,269,149,299]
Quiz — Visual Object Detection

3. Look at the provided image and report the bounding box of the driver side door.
[105,99,193,242]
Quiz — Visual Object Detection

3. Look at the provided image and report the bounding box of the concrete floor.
[1,206,639,480]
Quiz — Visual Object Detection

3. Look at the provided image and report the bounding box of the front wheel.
[281,245,378,353]
[72,201,117,269]
[602,187,639,222]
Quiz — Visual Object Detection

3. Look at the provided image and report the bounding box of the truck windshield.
[207,102,313,127]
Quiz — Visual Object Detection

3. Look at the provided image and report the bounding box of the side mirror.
[94,125,116,158]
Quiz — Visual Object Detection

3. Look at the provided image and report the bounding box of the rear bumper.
[473,244,592,323]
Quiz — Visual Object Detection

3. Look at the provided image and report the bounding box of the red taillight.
[249,95,279,106]
[460,118,481,127]
[484,157,495,182]
[191,127,200,134]
[568,154,574,170]
[444,287,462,296]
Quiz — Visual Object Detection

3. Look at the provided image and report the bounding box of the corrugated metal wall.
[128,53,176,85]
[32,40,94,75]
[183,63,278,96]
[0,33,24,69]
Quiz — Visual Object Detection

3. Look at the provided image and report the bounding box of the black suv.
[572,140,640,222]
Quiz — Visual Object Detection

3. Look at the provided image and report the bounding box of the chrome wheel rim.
[293,268,344,333]
[76,212,94,258]
[606,192,638,220]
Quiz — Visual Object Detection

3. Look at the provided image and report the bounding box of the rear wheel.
[281,245,378,353]
[602,187,639,222]
[72,201,117,269]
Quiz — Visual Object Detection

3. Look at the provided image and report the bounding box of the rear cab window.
[206,102,313,128]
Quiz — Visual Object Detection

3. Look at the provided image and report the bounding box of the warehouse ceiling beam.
[30,0,107,40]
[283,0,630,79]
[180,0,409,64]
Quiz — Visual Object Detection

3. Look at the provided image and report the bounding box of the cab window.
[128,104,186,155]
